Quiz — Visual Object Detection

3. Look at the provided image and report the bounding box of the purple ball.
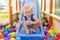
[12,25,16,28]
[44,30,48,35]
[6,34,11,39]
[4,37,10,40]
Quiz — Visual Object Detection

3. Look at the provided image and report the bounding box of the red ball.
[55,36,59,40]
[0,35,4,39]
[12,28,16,32]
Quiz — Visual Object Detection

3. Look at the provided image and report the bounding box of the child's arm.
[22,19,28,31]
[30,16,41,25]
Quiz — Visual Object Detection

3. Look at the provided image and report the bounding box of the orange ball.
[0,30,3,33]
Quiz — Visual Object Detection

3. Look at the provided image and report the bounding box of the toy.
[42,19,45,22]
[3,29,9,36]
[10,32,16,37]
[16,37,21,40]
[12,28,16,32]
[56,33,60,38]
[44,29,48,35]
[12,25,16,28]
[0,25,3,29]
[4,37,9,40]
[0,39,4,40]
[0,35,4,39]
[10,38,15,40]
[0,30,3,34]
[6,25,11,29]
[0,33,3,36]
[6,34,11,39]
[13,22,17,25]
[8,29,12,33]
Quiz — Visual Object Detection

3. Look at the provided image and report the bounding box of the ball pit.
[0,22,16,40]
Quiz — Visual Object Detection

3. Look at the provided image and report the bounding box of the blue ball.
[4,29,8,36]
[16,37,21,40]
[8,29,12,33]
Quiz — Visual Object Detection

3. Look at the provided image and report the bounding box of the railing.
[41,11,60,22]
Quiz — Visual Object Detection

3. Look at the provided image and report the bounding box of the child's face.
[24,8,32,17]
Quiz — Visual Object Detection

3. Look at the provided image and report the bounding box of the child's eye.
[28,11,31,13]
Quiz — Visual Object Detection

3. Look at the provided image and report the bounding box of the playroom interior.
[0,0,60,40]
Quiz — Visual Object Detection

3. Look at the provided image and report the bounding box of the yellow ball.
[44,26,46,29]
[48,29,55,34]
[10,38,15,40]
[10,32,16,37]
[0,33,2,36]
[42,19,45,22]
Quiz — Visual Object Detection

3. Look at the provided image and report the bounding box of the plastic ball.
[0,39,4,40]
[10,32,16,37]
[50,34,55,38]
[44,30,48,35]
[16,37,21,40]
[0,25,3,29]
[44,26,46,29]
[48,29,55,35]
[42,19,45,22]
[13,22,16,25]
[6,34,11,39]
[4,37,9,40]
[0,35,4,39]
[12,25,16,28]
[0,33,3,36]
[4,29,8,36]
[56,33,60,38]
[10,38,15,40]
[8,29,12,33]
[12,28,16,32]
[6,25,11,29]
[46,27,49,30]
[0,30,3,33]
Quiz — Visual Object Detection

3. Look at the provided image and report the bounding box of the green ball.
[6,25,11,29]
[51,34,55,38]
[13,22,17,25]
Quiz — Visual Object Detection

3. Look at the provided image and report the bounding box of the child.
[22,4,41,34]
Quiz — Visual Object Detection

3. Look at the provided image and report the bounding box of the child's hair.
[23,4,32,13]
